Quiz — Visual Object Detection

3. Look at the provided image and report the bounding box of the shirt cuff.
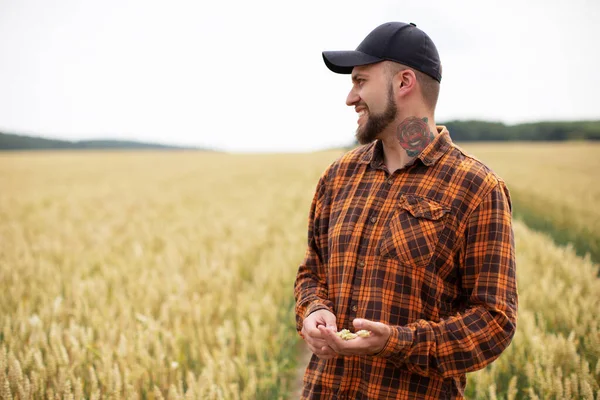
[304,300,333,318]
[375,325,414,361]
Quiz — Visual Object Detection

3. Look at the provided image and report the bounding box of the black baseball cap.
[322,22,442,82]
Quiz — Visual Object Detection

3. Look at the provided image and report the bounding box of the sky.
[0,0,599,152]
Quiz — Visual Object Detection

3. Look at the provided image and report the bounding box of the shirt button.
[386,178,393,185]
[358,260,365,268]
[370,216,377,223]
[351,305,357,312]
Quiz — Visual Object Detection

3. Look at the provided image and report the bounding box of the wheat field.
[462,141,600,262]
[0,143,599,399]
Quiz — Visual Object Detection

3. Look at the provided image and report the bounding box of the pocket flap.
[398,195,449,220]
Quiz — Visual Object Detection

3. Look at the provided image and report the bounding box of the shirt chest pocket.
[377,195,449,268]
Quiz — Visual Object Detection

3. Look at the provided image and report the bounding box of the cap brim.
[322,51,383,74]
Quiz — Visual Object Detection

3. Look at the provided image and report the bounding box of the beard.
[355,84,397,145]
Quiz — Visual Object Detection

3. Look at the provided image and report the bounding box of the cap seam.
[380,24,399,58]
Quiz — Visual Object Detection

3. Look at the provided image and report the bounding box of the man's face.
[347,64,397,145]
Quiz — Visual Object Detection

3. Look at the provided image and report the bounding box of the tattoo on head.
[395,117,435,157]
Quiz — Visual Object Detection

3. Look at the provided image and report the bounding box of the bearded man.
[294,21,518,399]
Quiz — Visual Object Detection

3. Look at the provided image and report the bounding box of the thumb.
[323,312,337,331]
[353,318,387,335]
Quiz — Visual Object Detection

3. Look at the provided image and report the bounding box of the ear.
[392,69,417,98]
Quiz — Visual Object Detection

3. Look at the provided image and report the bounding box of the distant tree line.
[344,120,600,148]
[0,132,206,151]
[441,120,600,141]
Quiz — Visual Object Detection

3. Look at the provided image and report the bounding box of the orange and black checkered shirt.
[294,127,518,399]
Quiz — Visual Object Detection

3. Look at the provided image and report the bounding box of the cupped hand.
[301,309,338,360]
[319,318,391,357]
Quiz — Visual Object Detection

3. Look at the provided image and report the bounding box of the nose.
[346,87,360,107]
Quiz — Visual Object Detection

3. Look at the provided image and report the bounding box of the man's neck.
[379,116,438,174]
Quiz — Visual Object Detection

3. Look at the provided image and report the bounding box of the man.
[294,22,518,399]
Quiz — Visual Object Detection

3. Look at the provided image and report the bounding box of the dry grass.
[0,150,338,399]
[462,141,600,262]
[465,221,600,399]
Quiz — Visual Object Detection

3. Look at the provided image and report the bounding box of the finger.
[322,314,337,332]
[304,328,324,340]
[319,324,384,356]
[317,346,336,360]
[318,325,344,352]
[353,318,389,336]
[309,338,328,348]
[303,320,323,338]
[307,342,336,359]
[303,335,328,349]
[317,344,336,356]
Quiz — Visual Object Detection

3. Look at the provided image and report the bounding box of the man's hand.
[319,318,391,356]
[301,309,338,360]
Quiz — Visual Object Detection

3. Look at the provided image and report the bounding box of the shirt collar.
[359,125,452,168]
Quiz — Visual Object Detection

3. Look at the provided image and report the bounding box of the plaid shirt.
[294,127,518,399]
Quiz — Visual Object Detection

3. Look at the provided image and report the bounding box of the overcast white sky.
[1,0,599,152]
